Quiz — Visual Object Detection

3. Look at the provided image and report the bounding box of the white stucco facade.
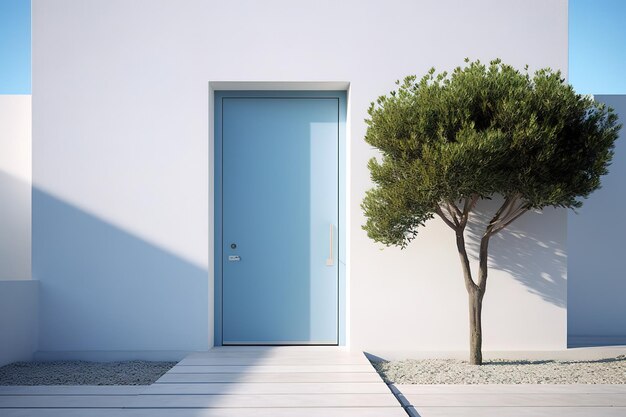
[0,280,38,366]
[0,95,31,281]
[23,0,575,359]
[30,0,571,358]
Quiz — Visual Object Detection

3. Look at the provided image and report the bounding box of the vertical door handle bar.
[326,224,334,266]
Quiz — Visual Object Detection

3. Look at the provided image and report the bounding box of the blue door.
[220,94,339,344]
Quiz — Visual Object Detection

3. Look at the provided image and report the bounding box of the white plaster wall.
[0,95,31,281]
[568,94,626,346]
[32,0,568,356]
[0,280,38,366]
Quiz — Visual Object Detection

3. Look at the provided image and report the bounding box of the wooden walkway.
[3,347,626,416]
[0,346,405,416]
[392,384,626,416]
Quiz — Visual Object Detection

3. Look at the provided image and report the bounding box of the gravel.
[372,355,626,384]
[0,361,176,385]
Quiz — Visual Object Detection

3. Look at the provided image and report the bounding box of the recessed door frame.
[211,87,347,346]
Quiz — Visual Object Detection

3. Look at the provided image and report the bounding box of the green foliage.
[363,59,621,247]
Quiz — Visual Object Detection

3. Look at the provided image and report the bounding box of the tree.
[362,59,620,365]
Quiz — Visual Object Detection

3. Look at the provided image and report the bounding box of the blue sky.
[0,1,625,94]
[0,0,30,94]
[569,0,626,94]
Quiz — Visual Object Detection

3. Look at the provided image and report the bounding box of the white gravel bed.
[372,355,626,384]
[0,361,176,385]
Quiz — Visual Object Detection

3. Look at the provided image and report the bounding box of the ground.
[0,361,175,385]
[373,356,626,384]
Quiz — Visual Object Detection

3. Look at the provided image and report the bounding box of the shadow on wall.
[465,199,567,309]
[31,182,209,356]
[0,168,30,280]
[567,95,626,346]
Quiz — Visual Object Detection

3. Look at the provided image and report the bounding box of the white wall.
[32,0,569,357]
[0,281,38,366]
[568,94,626,347]
[0,95,31,281]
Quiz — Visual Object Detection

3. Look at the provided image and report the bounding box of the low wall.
[0,280,38,366]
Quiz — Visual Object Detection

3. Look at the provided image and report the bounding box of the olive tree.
[362,59,620,365]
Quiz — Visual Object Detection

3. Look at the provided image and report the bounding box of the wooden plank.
[167,365,374,373]
[0,386,147,395]
[183,351,367,359]
[0,407,408,417]
[0,395,134,408]
[127,393,400,408]
[156,372,382,383]
[4,405,624,417]
[182,352,367,359]
[0,348,399,415]
[394,384,626,394]
[0,410,127,417]
[124,407,408,417]
[199,346,350,352]
[143,382,389,394]
[408,406,626,417]
[177,356,369,366]
[187,348,362,356]
[402,393,626,407]
[184,347,353,359]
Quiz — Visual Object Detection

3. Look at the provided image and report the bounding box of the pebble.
[373,355,626,384]
[0,361,176,385]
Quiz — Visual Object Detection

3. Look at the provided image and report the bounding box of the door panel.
[221,97,339,344]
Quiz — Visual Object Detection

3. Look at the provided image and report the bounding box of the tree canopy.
[362,59,621,248]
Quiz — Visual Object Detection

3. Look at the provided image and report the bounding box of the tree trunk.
[468,287,484,365]
[442,196,524,366]
[455,229,487,365]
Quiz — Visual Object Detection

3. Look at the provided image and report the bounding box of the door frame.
[212,89,347,346]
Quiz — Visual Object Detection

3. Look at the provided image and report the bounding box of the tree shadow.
[464,197,567,308]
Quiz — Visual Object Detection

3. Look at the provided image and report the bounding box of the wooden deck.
[392,384,626,416]
[0,346,405,416]
[3,348,626,416]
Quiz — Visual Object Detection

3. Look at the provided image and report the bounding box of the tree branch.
[442,203,461,227]
[460,194,479,228]
[476,233,490,292]
[500,193,520,223]
[455,229,479,292]
[487,195,513,231]
[447,200,464,219]
[475,194,527,293]
[499,200,527,224]
[491,207,529,235]
[435,206,458,230]
[462,197,472,217]
[486,193,523,236]
[441,196,482,293]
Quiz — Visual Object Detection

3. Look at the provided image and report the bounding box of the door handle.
[326,224,334,266]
